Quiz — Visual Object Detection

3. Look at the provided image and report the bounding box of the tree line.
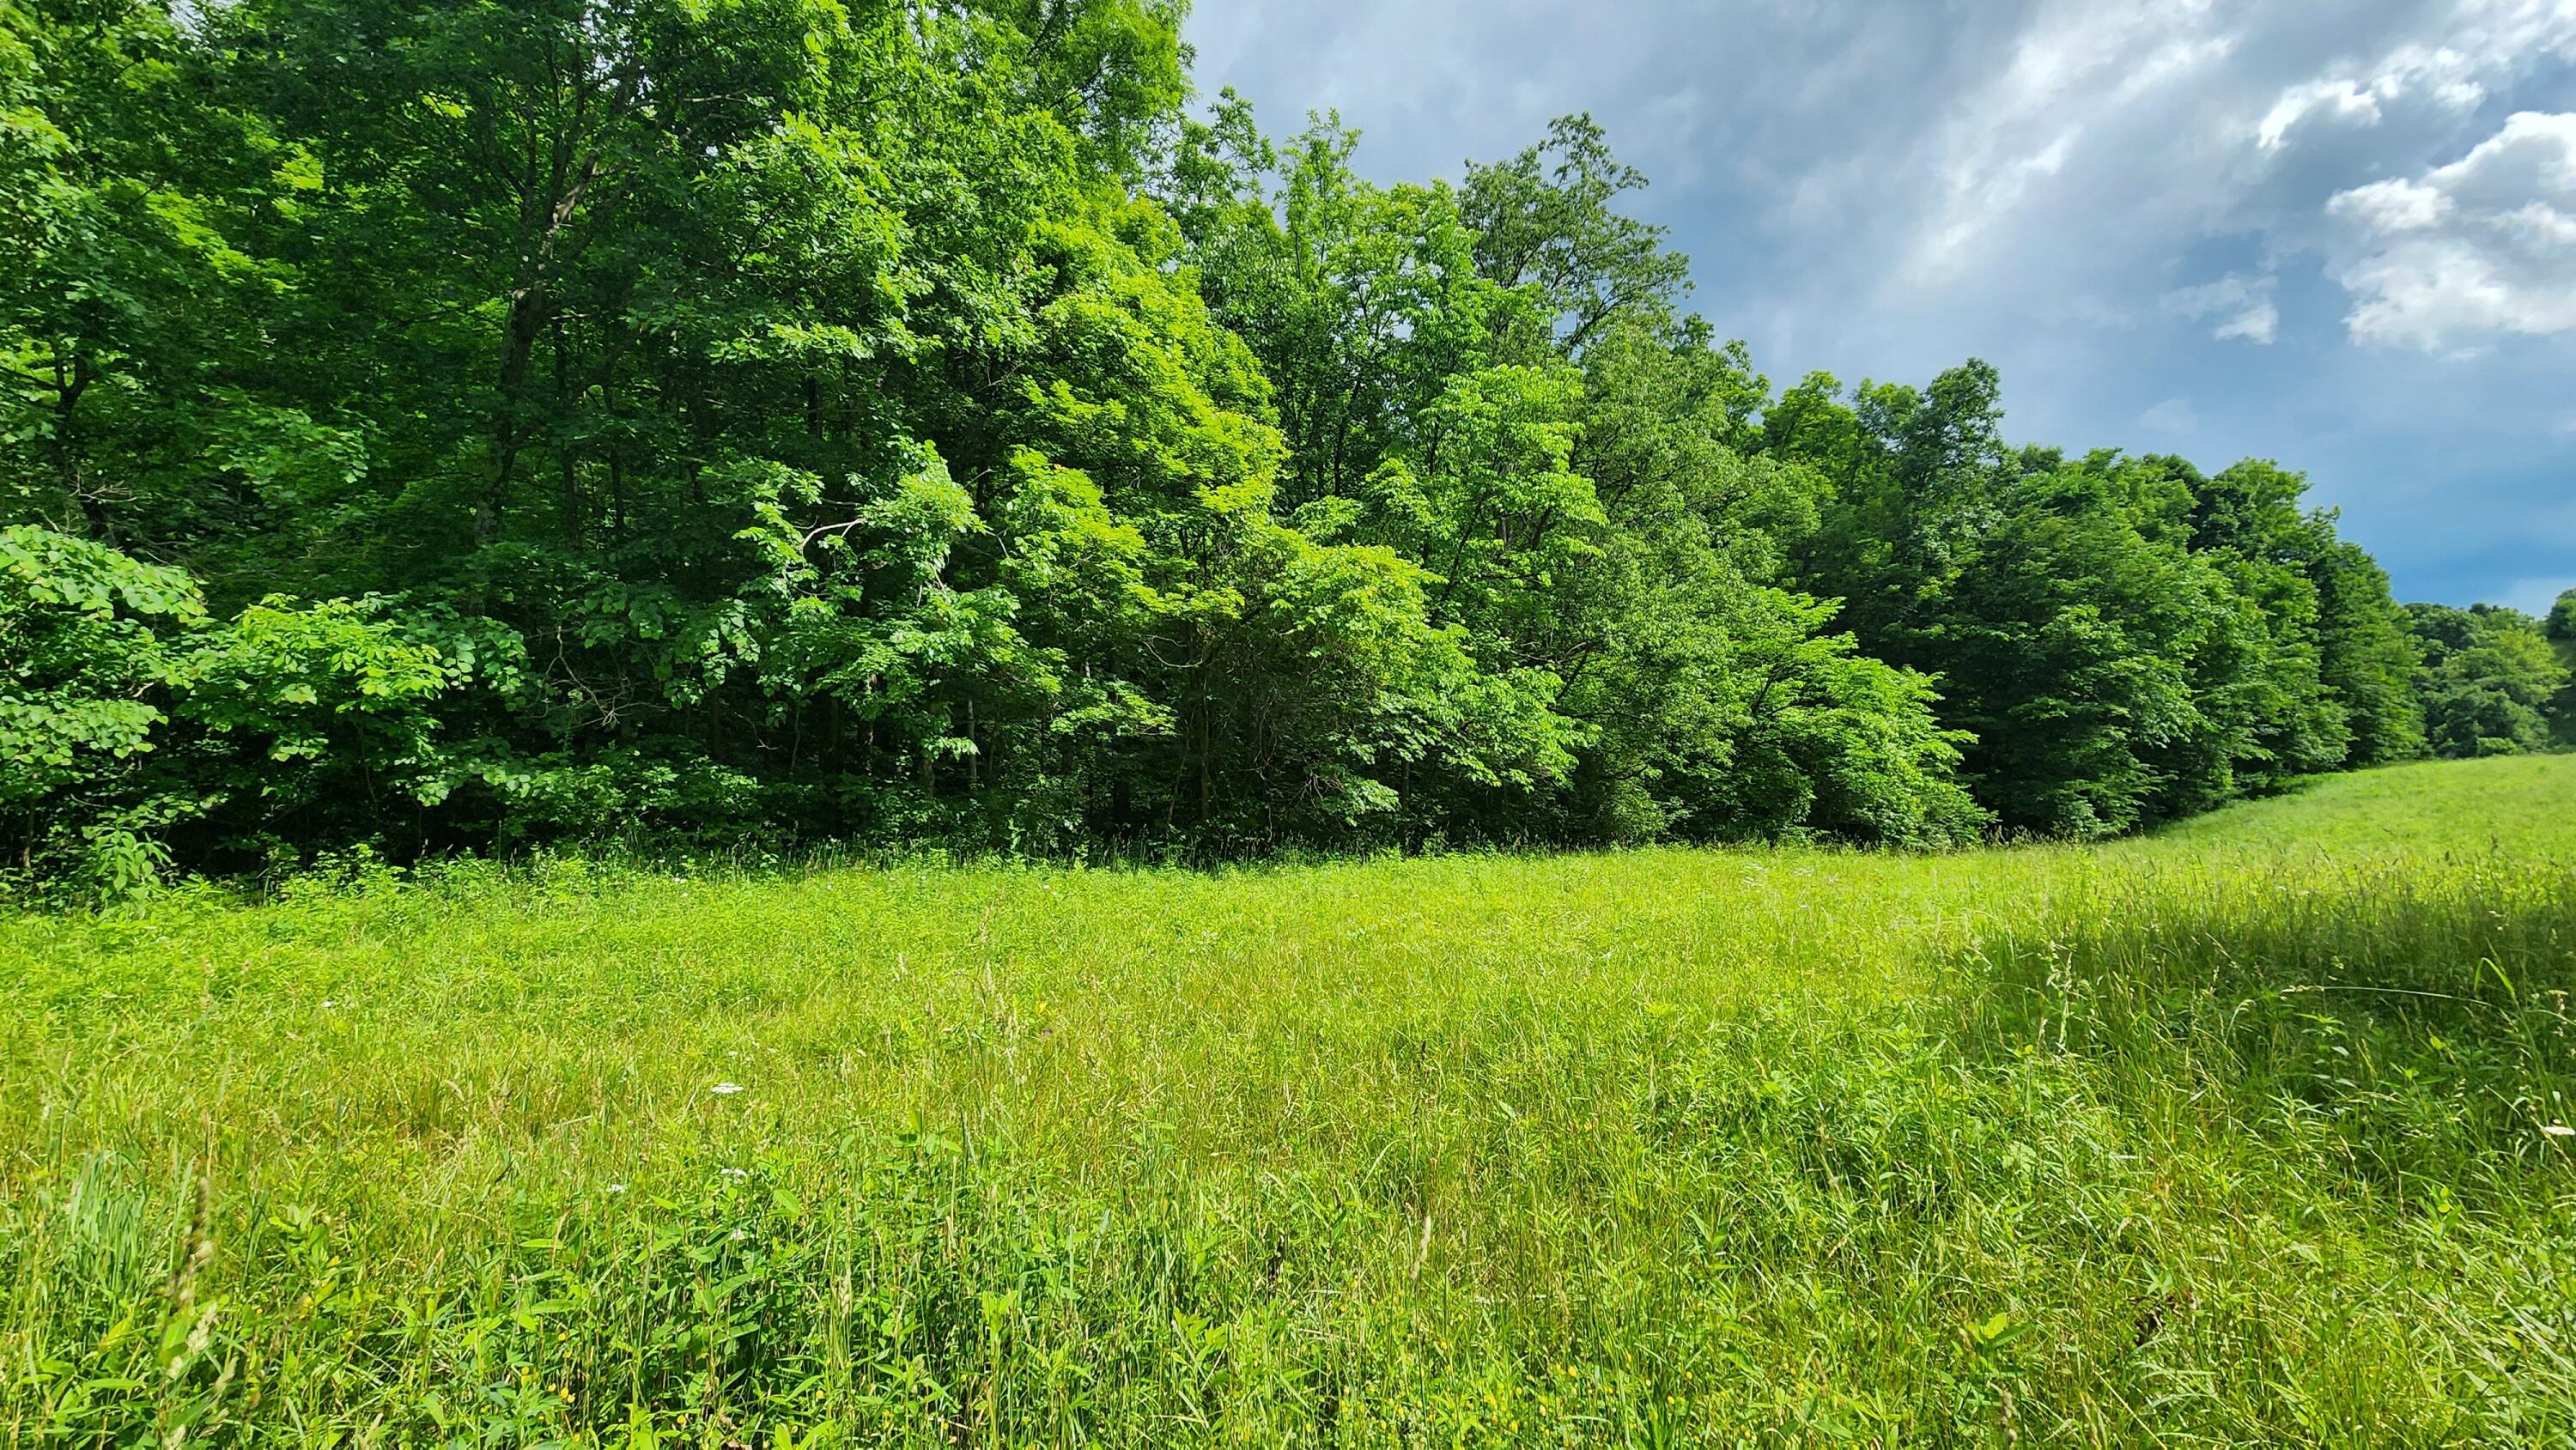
[4,0,2569,899]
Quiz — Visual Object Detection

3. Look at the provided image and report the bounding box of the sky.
[1182,0,2576,612]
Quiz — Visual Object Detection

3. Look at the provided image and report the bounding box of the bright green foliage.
[0,0,325,556]
[0,525,202,785]
[2183,459,2350,786]
[0,0,2522,889]
[0,525,202,895]
[2407,602,2571,758]
[1461,114,1696,355]
[0,525,542,894]
[1906,460,2227,835]
[1170,103,1985,848]
[3,756,2573,1442]
[1557,324,1978,846]
[170,597,509,860]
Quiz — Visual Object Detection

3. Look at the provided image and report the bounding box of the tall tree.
[2406,603,2568,758]
[2549,589,2576,745]
[0,9,2476,890]
[2306,535,2426,765]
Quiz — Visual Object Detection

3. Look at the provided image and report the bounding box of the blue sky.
[1184,0,2576,611]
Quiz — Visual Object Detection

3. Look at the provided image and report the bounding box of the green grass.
[2139,753,2576,857]
[3,761,2573,1446]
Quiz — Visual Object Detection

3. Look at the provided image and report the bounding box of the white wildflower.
[711,1082,745,1096]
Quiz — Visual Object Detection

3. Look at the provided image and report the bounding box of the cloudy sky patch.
[1187,0,2576,607]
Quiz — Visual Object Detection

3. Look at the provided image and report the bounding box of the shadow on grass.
[1948,855,2576,1198]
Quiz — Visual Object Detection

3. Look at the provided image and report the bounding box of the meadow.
[3,755,2573,1447]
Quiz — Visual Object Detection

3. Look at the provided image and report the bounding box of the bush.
[0,525,204,898]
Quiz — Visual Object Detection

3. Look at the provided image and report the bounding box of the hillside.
[2139,752,2576,856]
[3,756,2573,1444]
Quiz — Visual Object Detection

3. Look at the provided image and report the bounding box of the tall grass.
[3,761,2572,1445]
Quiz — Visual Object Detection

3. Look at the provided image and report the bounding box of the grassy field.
[2138,753,2576,858]
[3,757,2573,1447]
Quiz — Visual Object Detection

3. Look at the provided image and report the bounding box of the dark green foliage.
[2407,603,2570,759]
[1771,380,2405,838]
[0,0,2510,892]
[2549,589,2576,746]
[2307,537,2427,765]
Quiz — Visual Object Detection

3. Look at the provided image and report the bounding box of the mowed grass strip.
[3,757,2573,1446]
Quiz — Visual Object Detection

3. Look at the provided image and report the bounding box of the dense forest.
[4,0,2570,899]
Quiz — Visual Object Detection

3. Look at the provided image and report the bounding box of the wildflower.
[711,1082,745,1096]
[720,1167,749,1180]
[605,1182,627,1195]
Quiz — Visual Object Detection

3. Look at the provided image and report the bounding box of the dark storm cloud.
[1185,0,2576,609]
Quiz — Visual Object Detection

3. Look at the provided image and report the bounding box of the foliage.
[1770,372,2404,837]
[0,0,2534,894]
[2306,535,2427,765]
[0,523,201,895]
[3,756,2574,1442]
[2549,588,2576,746]
[2406,602,2570,759]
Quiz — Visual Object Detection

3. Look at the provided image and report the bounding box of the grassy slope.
[3,760,2573,1445]
[2139,752,2576,856]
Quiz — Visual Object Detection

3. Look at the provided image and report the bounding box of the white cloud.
[1862,0,2576,361]
[2257,78,2385,150]
[2415,0,2576,82]
[2505,201,2576,246]
[2137,397,2200,434]
[2257,3,2576,150]
[2163,272,2279,343]
[1184,0,2576,604]
[1900,0,2234,283]
[2253,44,2498,149]
[2215,303,2279,345]
[2325,111,2576,349]
[2329,178,2452,234]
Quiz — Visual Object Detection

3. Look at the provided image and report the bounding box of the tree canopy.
[0,0,2544,896]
